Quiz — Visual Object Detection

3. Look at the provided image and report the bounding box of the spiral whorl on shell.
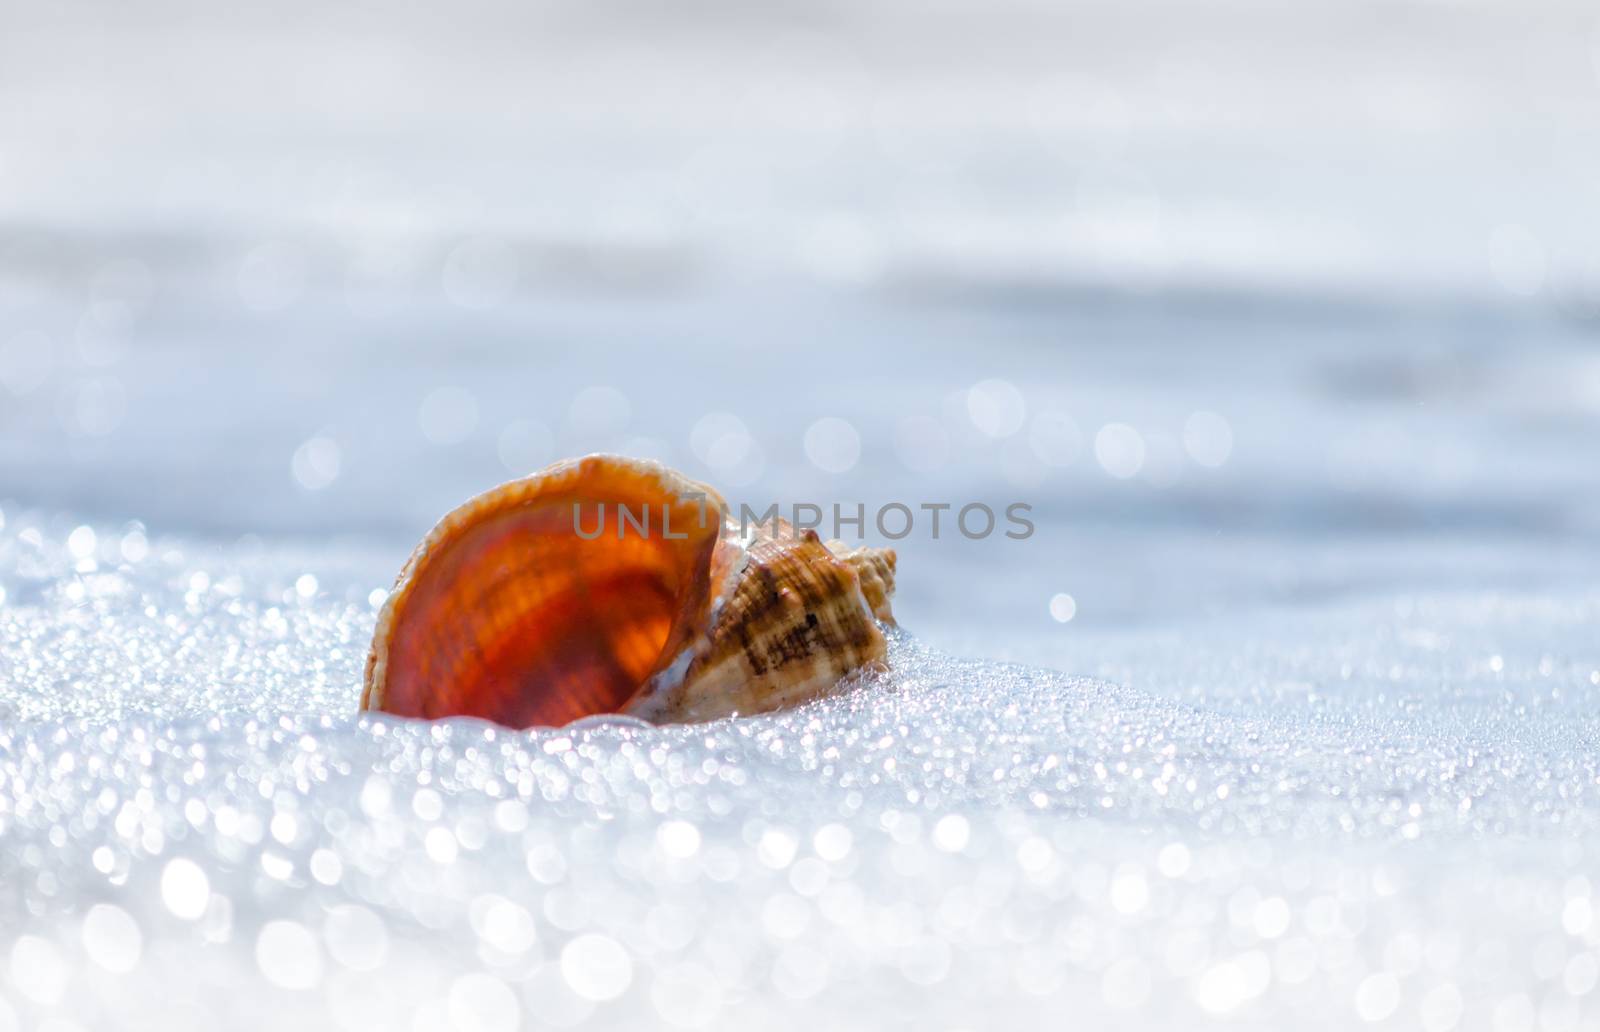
[362,454,897,728]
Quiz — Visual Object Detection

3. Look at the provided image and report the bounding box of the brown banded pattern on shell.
[362,454,899,729]
[626,525,892,722]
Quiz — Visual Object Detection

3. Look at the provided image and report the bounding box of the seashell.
[362,454,897,728]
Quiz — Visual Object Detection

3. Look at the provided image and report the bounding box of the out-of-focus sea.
[2,1,1600,1029]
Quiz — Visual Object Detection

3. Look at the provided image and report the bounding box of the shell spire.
[362,454,897,728]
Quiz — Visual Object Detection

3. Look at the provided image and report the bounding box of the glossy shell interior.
[362,456,724,727]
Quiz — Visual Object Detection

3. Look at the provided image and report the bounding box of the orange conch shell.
[361,454,897,728]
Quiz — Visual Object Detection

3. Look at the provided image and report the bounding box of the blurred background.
[3,0,1599,661]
